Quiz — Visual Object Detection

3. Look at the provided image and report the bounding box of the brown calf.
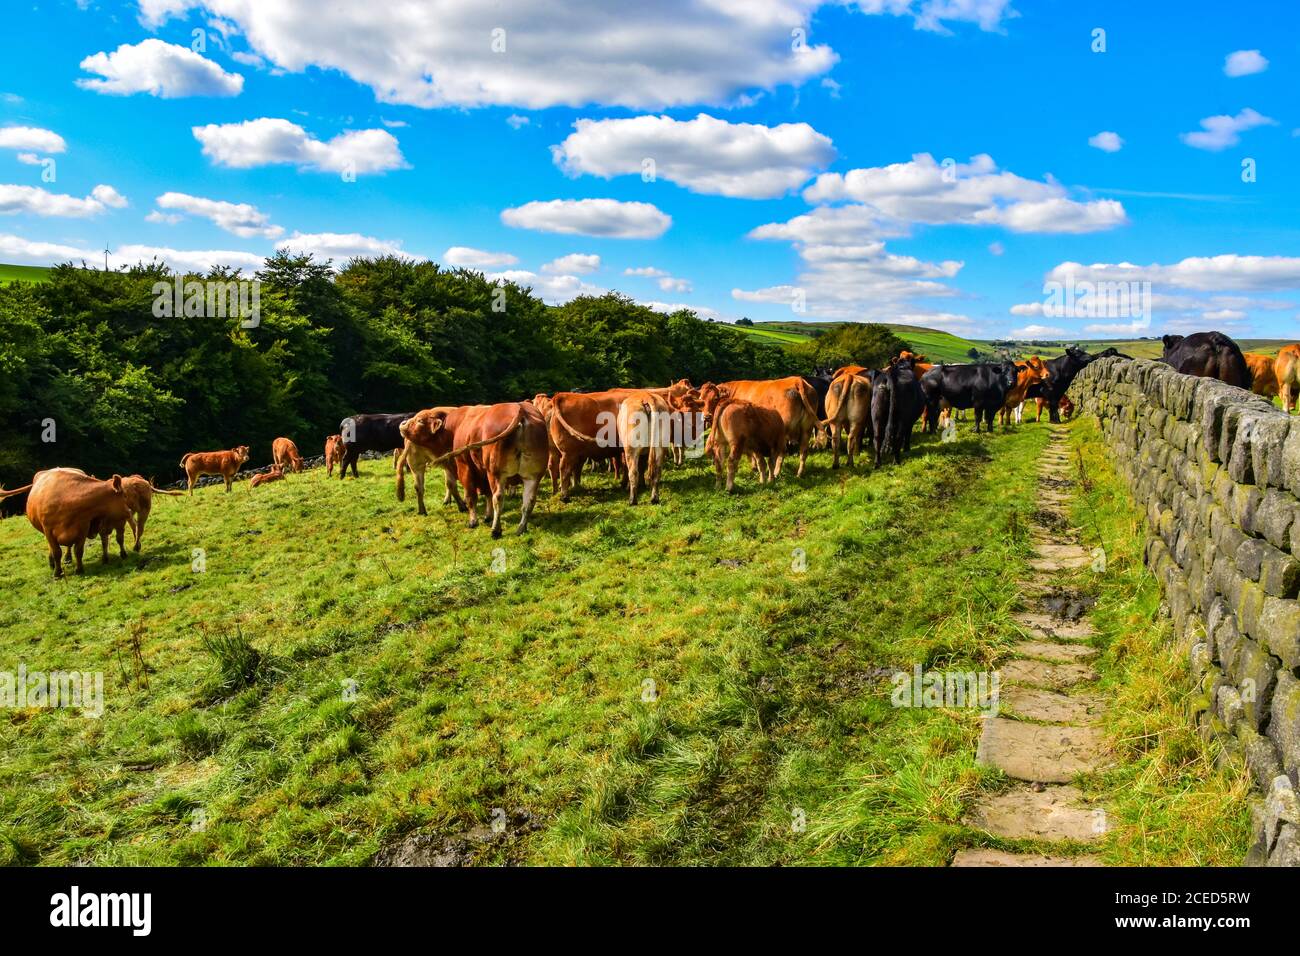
[180,446,249,494]
[272,437,303,473]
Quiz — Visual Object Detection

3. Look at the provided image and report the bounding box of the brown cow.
[250,466,284,488]
[706,398,785,492]
[272,437,303,474]
[324,434,344,477]
[180,446,249,494]
[1277,344,1300,413]
[1243,352,1280,399]
[1,468,132,577]
[397,402,548,536]
[118,474,180,552]
[616,391,673,505]
[698,376,820,476]
[999,357,1050,426]
[547,381,695,500]
[821,370,872,468]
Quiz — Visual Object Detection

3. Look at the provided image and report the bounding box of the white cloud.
[136,0,837,110]
[657,275,692,293]
[501,198,670,238]
[1088,131,1123,152]
[0,126,67,154]
[542,253,600,275]
[192,118,407,174]
[624,266,669,277]
[552,113,835,198]
[0,183,126,217]
[0,233,264,272]
[78,39,244,98]
[154,191,281,238]
[506,115,531,130]
[1202,308,1247,321]
[1082,318,1152,335]
[1224,49,1268,77]
[641,299,722,320]
[988,240,1004,256]
[800,153,1126,234]
[442,246,519,268]
[486,268,605,305]
[146,210,183,224]
[1046,255,1300,293]
[276,231,419,263]
[1180,108,1276,151]
[1008,324,1068,338]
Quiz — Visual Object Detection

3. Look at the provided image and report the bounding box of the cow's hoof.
[417,508,427,517]
[491,527,503,539]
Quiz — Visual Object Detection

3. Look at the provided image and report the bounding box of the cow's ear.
[112,475,123,491]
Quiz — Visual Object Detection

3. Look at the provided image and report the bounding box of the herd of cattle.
[3,331,1298,578]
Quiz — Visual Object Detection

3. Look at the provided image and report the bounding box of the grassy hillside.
[999,338,1296,360]
[0,263,51,284]
[0,419,1250,866]
[734,321,987,363]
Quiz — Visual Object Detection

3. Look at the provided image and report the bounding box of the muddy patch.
[1031,509,1069,532]
[1039,476,1075,491]
[1038,588,1096,622]
[372,808,541,867]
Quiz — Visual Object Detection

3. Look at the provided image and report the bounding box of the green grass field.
[0,417,1250,865]
[0,263,51,284]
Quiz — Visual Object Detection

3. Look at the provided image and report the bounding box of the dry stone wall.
[1072,356,1300,866]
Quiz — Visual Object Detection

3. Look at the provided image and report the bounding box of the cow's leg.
[558,452,577,501]
[711,440,725,489]
[726,446,741,492]
[115,524,127,558]
[488,475,505,539]
[829,422,841,468]
[796,428,809,478]
[649,449,663,504]
[133,511,146,552]
[187,472,196,496]
[73,539,85,575]
[47,534,62,578]
[516,476,540,534]
[772,451,784,482]
[625,448,640,505]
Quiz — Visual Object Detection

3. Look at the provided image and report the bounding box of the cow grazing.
[920,361,1018,434]
[250,466,284,488]
[999,357,1050,426]
[1160,332,1251,389]
[398,402,548,537]
[180,446,249,494]
[324,434,344,477]
[706,398,785,491]
[616,391,673,504]
[338,413,416,480]
[870,359,925,465]
[1,468,133,577]
[272,437,303,474]
[1243,352,1280,399]
[821,370,873,468]
[698,376,820,476]
[1277,344,1300,413]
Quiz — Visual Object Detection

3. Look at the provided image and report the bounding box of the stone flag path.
[952,430,1109,867]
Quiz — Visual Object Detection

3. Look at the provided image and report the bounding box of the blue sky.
[2,0,1299,339]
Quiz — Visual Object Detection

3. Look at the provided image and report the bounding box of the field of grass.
[737,320,987,363]
[0,413,1252,866]
[1002,338,1295,360]
[0,263,51,284]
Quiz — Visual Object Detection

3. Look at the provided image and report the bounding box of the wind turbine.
[103,244,111,271]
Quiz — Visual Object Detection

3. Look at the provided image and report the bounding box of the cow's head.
[400,408,450,448]
[234,446,250,464]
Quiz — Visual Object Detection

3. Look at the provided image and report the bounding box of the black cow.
[802,367,835,420]
[1160,332,1251,389]
[1036,346,1126,423]
[338,412,417,480]
[920,360,1018,433]
[869,359,925,466]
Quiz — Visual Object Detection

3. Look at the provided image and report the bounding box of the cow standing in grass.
[180,446,249,494]
[871,358,926,466]
[1,468,133,577]
[704,397,785,492]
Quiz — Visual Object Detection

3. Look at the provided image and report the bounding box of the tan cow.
[615,391,673,505]
[180,446,249,494]
[272,437,303,473]
[1,468,132,577]
[398,402,548,537]
[999,356,1050,426]
[697,376,820,476]
[1277,344,1300,413]
[706,398,785,492]
[821,371,872,468]
[120,475,180,552]
[324,434,344,477]
[250,465,284,488]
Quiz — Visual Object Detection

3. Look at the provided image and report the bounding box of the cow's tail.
[179,452,193,467]
[550,397,598,444]
[0,483,33,499]
[430,408,526,466]
[150,485,184,497]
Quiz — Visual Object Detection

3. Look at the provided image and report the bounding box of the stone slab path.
[954,427,1110,867]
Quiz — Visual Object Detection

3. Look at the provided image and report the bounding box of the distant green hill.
[734,320,989,363]
[0,263,51,284]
